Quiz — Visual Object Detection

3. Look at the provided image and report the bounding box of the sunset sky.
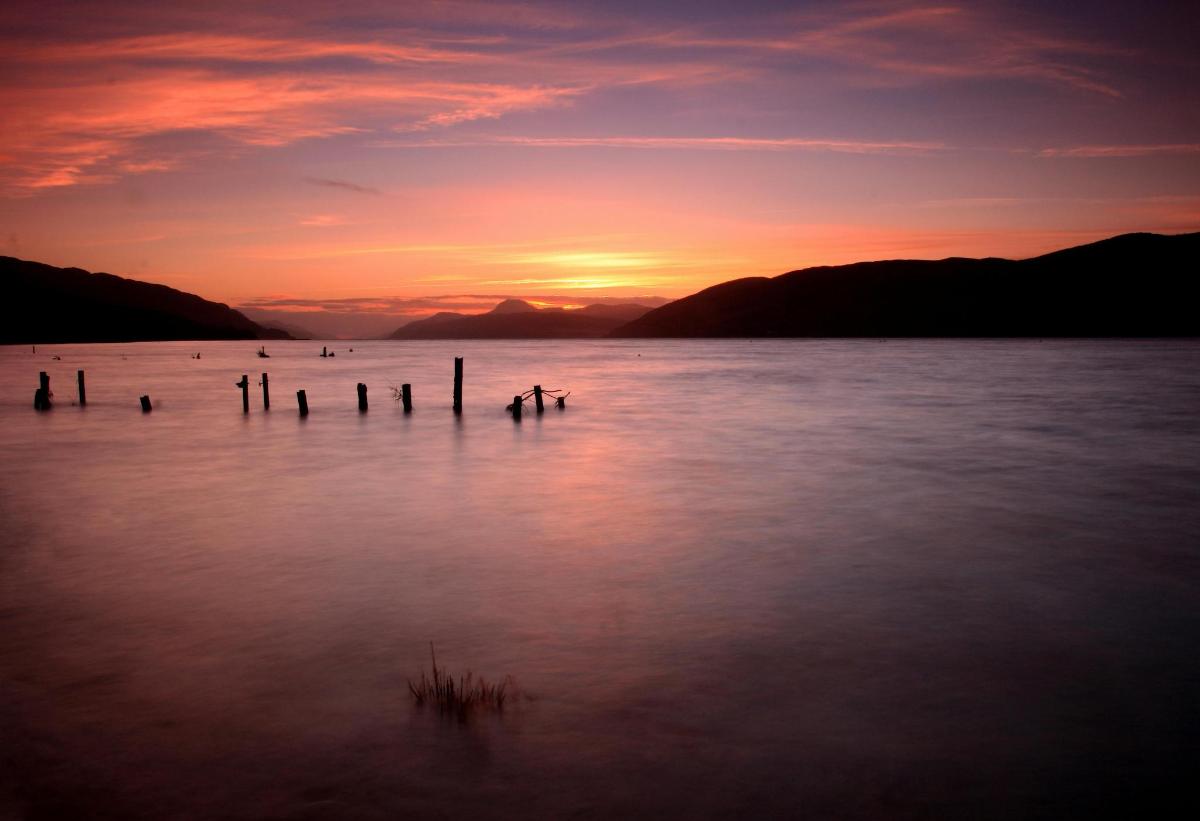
[1,0,1197,315]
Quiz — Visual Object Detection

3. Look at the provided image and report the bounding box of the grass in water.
[408,642,512,717]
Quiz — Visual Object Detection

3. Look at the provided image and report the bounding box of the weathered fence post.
[296,389,308,417]
[512,394,523,421]
[237,374,249,413]
[533,385,544,413]
[77,370,86,406]
[401,383,412,413]
[357,382,368,412]
[453,357,463,414]
[322,346,327,358]
[140,395,152,412]
[261,373,270,410]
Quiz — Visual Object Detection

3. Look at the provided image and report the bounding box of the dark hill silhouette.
[489,298,538,314]
[610,232,1200,337]
[1,256,292,343]
[391,300,654,339]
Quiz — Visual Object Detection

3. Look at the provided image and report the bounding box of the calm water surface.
[2,339,1199,819]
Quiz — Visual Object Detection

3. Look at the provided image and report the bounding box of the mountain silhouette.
[611,232,1200,337]
[391,300,653,339]
[2,256,292,343]
[489,298,538,314]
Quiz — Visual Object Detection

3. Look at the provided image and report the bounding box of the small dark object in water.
[236,374,249,414]
[453,356,463,414]
[140,395,152,412]
[296,389,308,417]
[34,372,51,410]
[257,346,269,358]
[357,382,368,412]
[77,370,86,406]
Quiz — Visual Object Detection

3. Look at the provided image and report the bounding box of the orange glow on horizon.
[1,1,1196,306]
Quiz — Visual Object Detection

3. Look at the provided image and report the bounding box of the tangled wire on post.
[506,387,570,413]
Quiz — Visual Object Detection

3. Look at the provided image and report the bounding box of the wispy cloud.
[0,2,1137,194]
[303,177,380,195]
[298,213,350,226]
[382,135,945,154]
[1037,143,1200,158]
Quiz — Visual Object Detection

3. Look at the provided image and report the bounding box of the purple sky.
[1,0,1197,309]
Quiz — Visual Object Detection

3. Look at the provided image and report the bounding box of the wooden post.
[322,346,327,358]
[453,357,463,414]
[556,396,566,409]
[401,383,412,413]
[237,374,249,413]
[140,395,152,412]
[512,394,522,421]
[533,385,544,413]
[357,382,368,412]
[77,370,86,406]
[296,389,309,417]
[261,373,270,410]
[34,371,51,410]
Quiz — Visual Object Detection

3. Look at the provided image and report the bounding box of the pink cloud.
[1037,144,1200,158]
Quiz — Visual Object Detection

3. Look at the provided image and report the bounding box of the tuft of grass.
[408,642,512,717]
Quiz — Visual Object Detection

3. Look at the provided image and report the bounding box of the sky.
[1,0,1198,316]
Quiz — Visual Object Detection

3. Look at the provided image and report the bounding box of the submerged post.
[77,370,86,406]
[296,389,309,417]
[237,374,249,413]
[261,372,270,410]
[556,395,567,409]
[453,357,463,414]
[401,383,412,413]
[322,346,327,358]
[512,394,522,421]
[533,385,544,413]
[140,395,152,412]
[357,382,368,412]
[34,371,51,410]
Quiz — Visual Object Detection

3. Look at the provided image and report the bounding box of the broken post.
[357,382,368,412]
[140,395,152,412]
[237,374,249,413]
[322,346,328,358]
[261,372,270,410]
[401,383,412,413]
[77,370,86,406]
[556,395,567,409]
[34,371,51,410]
[512,394,523,421]
[533,385,545,413]
[453,357,463,414]
[296,389,309,417]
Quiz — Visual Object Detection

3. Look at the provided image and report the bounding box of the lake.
[2,339,1199,819]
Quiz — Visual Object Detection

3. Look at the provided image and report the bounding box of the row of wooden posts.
[34,357,565,420]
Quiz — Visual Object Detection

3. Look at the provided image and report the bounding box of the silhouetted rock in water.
[610,232,1200,338]
[390,300,654,339]
[1,256,292,344]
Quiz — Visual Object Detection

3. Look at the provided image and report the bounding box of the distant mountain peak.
[490,298,537,314]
